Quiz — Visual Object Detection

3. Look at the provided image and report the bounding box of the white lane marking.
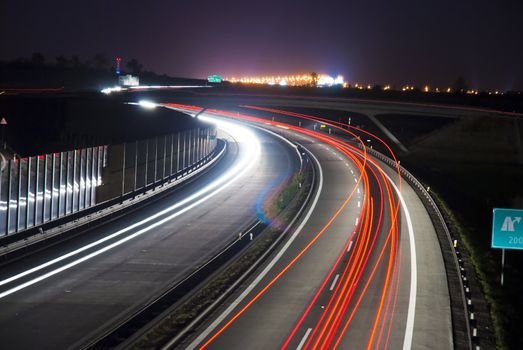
[0,116,261,298]
[354,178,358,183]
[357,188,360,194]
[355,218,359,226]
[347,240,353,253]
[296,328,313,350]
[378,171,417,350]
[0,144,223,288]
[350,169,354,174]
[186,147,324,350]
[329,274,340,291]
[357,201,361,208]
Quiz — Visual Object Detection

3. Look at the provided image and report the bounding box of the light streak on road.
[240,106,415,350]
[0,113,260,299]
[161,103,414,350]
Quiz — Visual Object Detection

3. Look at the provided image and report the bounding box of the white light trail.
[0,115,260,298]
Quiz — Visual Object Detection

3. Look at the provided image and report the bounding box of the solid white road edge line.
[380,170,417,350]
[0,116,261,298]
[185,146,324,350]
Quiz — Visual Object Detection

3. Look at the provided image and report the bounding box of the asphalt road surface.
[180,108,452,350]
[0,120,300,349]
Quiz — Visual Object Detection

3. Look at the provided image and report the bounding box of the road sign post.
[492,208,523,286]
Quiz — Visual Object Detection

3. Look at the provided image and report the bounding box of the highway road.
[0,114,301,349]
[162,106,454,350]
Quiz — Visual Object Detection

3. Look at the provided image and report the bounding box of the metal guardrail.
[0,127,218,240]
[361,144,475,350]
[80,137,316,350]
[0,139,224,260]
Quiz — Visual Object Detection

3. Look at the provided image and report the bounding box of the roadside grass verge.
[130,167,312,350]
[429,189,507,349]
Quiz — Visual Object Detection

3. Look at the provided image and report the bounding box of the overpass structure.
[0,94,493,349]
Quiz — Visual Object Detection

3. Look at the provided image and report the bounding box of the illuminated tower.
[115,56,122,75]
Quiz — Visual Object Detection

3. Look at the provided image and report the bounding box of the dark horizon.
[1,0,522,91]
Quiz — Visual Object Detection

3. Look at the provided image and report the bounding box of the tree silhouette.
[311,72,319,87]
[55,55,68,68]
[452,76,468,93]
[126,58,143,74]
[70,55,81,68]
[93,54,108,70]
[30,52,45,66]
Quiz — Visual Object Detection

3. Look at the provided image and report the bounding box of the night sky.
[1,0,522,90]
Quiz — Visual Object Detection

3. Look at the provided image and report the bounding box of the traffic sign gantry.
[492,208,523,250]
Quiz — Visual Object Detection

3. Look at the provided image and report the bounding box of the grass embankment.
[429,189,508,349]
[130,170,312,350]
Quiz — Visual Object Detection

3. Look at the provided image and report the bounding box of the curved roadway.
[166,106,453,350]
[0,117,300,349]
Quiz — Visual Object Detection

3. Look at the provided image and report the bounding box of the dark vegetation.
[211,83,523,114]
[0,53,204,90]
[357,112,523,349]
[0,94,200,157]
[1,53,522,115]
[239,105,523,349]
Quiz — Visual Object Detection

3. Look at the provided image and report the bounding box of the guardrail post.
[177,132,180,173]
[16,159,21,232]
[25,157,31,229]
[193,128,197,165]
[72,150,77,213]
[206,128,209,156]
[182,131,186,170]
[58,152,63,218]
[49,153,55,220]
[153,137,158,186]
[163,135,167,181]
[134,140,138,193]
[34,156,39,226]
[91,147,96,206]
[97,146,102,189]
[64,152,69,215]
[5,160,12,235]
[197,128,201,163]
[144,139,149,190]
[42,154,48,223]
[83,148,88,209]
[121,142,126,201]
[170,133,174,178]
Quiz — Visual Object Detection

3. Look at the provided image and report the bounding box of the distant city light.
[138,100,157,109]
[225,73,345,87]
[101,86,123,94]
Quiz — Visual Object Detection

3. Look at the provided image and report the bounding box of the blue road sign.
[492,208,523,250]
